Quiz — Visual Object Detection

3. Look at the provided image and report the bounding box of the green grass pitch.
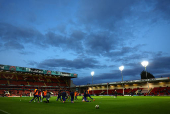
[0,96,169,114]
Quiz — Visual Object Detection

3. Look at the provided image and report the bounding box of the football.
[95,105,99,109]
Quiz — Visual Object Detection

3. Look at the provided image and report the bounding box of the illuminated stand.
[141,61,149,93]
[119,66,124,96]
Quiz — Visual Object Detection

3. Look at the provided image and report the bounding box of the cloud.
[1,0,169,54]
[34,58,105,70]
[72,68,141,85]
[149,56,170,71]
[0,43,2,47]
[113,54,145,63]
[105,45,144,58]
[73,55,170,85]
[110,50,162,63]
[77,0,137,29]
[44,32,66,47]
[4,41,24,50]
[0,23,118,55]
[84,31,118,55]
[65,30,86,52]
[27,61,38,66]
[44,30,85,52]
[154,0,170,20]
[70,30,86,40]
[56,24,66,33]
[27,12,37,24]
[0,21,153,59]
[122,56,170,77]
[61,67,74,71]
[19,51,35,55]
[0,23,45,46]
[73,61,143,85]
[77,0,170,31]
[43,28,143,57]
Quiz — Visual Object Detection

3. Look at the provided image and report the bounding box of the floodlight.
[119,66,124,71]
[141,61,149,67]
[91,71,94,76]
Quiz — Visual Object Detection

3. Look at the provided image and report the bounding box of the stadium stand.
[76,77,170,96]
[149,87,170,95]
[0,64,77,97]
[141,88,148,94]
[124,88,132,94]
[0,80,8,84]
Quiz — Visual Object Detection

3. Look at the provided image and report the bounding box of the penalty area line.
[0,109,11,114]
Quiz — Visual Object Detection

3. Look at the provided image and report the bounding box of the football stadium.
[0,64,170,114]
[1,0,170,114]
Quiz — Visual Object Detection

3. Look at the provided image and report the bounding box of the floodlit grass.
[0,96,170,114]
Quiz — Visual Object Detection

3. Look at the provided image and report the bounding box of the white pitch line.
[0,109,11,114]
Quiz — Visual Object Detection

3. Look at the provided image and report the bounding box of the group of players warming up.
[29,89,95,103]
[29,89,47,103]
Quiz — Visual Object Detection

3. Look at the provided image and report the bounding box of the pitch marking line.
[0,109,11,114]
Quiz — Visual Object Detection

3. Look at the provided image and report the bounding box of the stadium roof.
[76,77,170,87]
[0,64,78,78]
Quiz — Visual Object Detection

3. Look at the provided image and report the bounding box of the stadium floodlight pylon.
[119,66,124,96]
[91,71,94,95]
[141,61,149,93]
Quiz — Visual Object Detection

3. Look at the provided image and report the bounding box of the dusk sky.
[0,0,170,85]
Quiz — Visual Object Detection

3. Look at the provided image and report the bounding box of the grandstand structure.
[76,77,170,96]
[0,64,78,96]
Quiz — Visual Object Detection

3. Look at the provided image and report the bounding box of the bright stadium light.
[91,71,94,76]
[141,61,149,93]
[119,66,124,96]
[91,71,94,95]
[141,61,149,68]
[119,66,124,71]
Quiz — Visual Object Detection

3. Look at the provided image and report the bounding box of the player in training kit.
[82,90,91,102]
[38,91,42,102]
[29,89,39,103]
[86,90,95,101]
[42,90,47,101]
[70,91,74,103]
[67,91,70,101]
[75,91,79,100]
[56,91,62,101]
[114,90,117,98]
[35,90,42,102]
[87,93,95,101]
[62,90,66,103]
[34,90,41,102]
[45,92,51,103]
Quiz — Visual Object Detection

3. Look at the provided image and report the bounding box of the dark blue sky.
[0,0,170,85]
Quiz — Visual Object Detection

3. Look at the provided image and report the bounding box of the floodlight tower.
[141,61,149,93]
[119,66,124,96]
[91,71,94,95]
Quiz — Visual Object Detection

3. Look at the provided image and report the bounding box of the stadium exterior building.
[76,77,170,96]
[0,64,77,96]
